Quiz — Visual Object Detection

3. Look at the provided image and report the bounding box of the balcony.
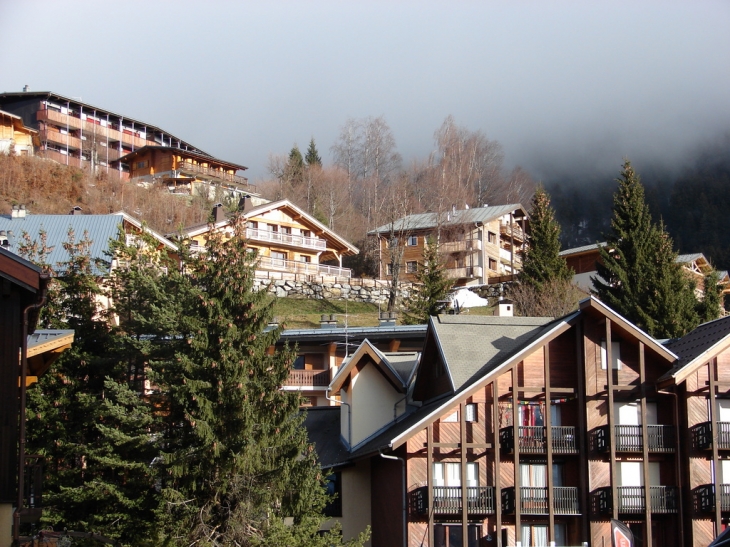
[284,369,330,387]
[41,128,81,150]
[246,227,326,251]
[596,486,679,514]
[499,222,525,242]
[40,149,83,168]
[257,256,351,278]
[446,266,483,280]
[693,421,730,450]
[176,162,258,194]
[409,486,495,516]
[441,239,482,253]
[696,484,730,512]
[499,426,578,454]
[17,455,43,524]
[37,108,83,130]
[502,487,580,515]
[595,425,675,453]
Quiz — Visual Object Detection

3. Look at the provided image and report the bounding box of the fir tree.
[403,237,454,324]
[520,186,573,290]
[305,137,322,167]
[155,214,366,547]
[287,145,305,184]
[697,269,723,323]
[593,161,699,338]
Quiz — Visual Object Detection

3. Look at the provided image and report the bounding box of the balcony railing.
[40,149,84,168]
[37,108,83,130]
[502,487,579,515]
[446,266,483,279]
[41,128,81,150]
[246,227,326,250]
[596,425,675,453]
[176,162,257,193]
[499,426,578,454]
[257,256,351,278]
[17,455,43,524]
[284,369,330,387]
[596,486,679,514]
[409,486,495,516]
[440,239,482,253]
[696,484,730,512]
[499,222,525,241]
[694,421,730,450]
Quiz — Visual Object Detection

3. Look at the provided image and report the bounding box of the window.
[407,235,418,246]
[488,257,497,271]
[601,340,622,370]
[520,524,567,547]
[281,226,292,235]
[302,229,311,238]
[433,462,478,488]
[247,221,258,230]
[299,255,311,263]
[465,403,477,423]
[386,263,393,276]
[268,224,278,232]
[136,161,146,169]
[271,251,286,267]
[487,231,497,244]
[323,472,342,517]
[406,261,418,273]
[434,524,481,547]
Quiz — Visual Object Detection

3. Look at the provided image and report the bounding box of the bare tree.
[331,118,359,205]
[380,176,415,311]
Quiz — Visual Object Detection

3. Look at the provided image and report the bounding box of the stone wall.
[252,270,414,305]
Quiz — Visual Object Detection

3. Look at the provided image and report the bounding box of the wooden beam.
[427,424,434,547]
[606,318,618,521]
[639,342,653,547]
[576,318,590,542]
[508,386,575,395]
[493,378,502,547]
[512,365,521,543]
[422,442,493,449]
[545,343,555,541]
[460,401,468,535]
[710,358,721,534]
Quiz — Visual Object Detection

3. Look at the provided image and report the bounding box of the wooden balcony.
[257,256,351,278]
[499,426,578,454]
[501,486,580,515]
[39,149,83,168]
[696,484,730,512]
[246,227,326,251]
[284,369,330,387]
[37,108,82,130]
[441,238,482,254]
[595,425,675,453]
[446,265,483,280]
[176,162,257,193]
[596,486,679,514]
[41,128,81,150]
[694,421,730,450]
[499,222,525,242]
[409,486,495,516]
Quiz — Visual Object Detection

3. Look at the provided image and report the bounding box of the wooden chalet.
[0,110,37,156]
[175,201,359,279]
[0,247,73,546]
[368,204,528,287]
[307,297,693,547]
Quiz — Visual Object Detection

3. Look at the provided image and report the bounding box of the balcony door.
[615,401,657,425]
[520,463,562,487]
[520,523,567,546]
[717,399,730,421]
[434,462,478,489]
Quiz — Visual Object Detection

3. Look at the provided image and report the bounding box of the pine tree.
[155,214,366,547]
[593,161,699,338]
[305,138,322,167]
[520,186,573,290]
[403,237,454,324]
[287,145,305,184]
[697,269,723,323]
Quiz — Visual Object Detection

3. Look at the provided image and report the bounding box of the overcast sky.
[1,1,729,183]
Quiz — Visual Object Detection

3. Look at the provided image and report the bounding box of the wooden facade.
[0,110,37,156]
[314,298,696,547]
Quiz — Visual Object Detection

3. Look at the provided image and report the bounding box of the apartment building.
[176,201,358,280]
[0,90,206,177]
[307,297,696,547]
[369,204,528,286]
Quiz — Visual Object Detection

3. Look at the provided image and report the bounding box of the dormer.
[328,340,419,450]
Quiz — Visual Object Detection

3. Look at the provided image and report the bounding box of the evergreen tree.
[155,214,366,547]
[305,138,322,167]
[593,161,699,338]
[520,186,573,290]
[403,237,455,324]
[697,269,723,323]
[287,145,305,185]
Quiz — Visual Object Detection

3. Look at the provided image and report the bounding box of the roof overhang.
[329,339,407,395]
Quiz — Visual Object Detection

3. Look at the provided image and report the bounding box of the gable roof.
[659,315,730,384]
[115,145,247,172]
[369,203,526,235]
[112,211,178,251]
[329,339,416,394]
[176,199,359,255]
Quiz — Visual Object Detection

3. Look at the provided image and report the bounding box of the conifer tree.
[520,186,573,290]
[288,145,305,184]
[305,137,322,167]
[593,161,699,338]
[697,269,723,324]
[403,237,454,324]
[155,214,366,547]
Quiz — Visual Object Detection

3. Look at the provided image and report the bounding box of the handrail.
[245,227,326,250]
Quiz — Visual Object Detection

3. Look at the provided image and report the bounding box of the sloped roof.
[0,213,122,275]
[369,203,526,234]
[302,407,352,469]
[330,339,413,394]
[660,316,730,383]
[432,314,558,391]
[559,242,606,256]
[115,145,247,171]
[27,329,75,356]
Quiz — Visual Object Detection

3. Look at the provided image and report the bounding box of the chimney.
[23,85,30,92]
[320,314,338,329]
[212,203,226,223]
[238,194,254,213]
[11,204,26,219]
[69,206,83,215]
[494,298,514,317]
[379,311,397,327]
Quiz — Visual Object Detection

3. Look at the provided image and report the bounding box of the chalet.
[113,145,258,199]
[277,322,427,408]
[0,110,38,156]
[307,297,692,547]
[175,201,359,280]
[0,90,204,176]
[368,204,528,286]
[0,247,73,546]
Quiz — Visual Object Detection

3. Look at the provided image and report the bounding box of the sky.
[1,1,729,183]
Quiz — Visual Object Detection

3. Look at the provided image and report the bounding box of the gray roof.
[302,407,352,469]
[676,253,707,264]
[28,329,74,351]
[0,213,123,275]
[559,242,606,256]
[382,352,420,385]
[369,203,525,234]
[432,314,558,391]
[662,316,730,379]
